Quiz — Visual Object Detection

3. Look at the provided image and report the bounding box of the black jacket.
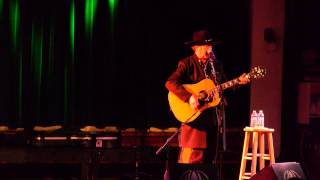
[165,54,227,102]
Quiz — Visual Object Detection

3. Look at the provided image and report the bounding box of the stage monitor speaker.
[169,163,218,180]
[250,162,306,180]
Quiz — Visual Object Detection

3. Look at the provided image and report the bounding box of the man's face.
[192,45,212,60]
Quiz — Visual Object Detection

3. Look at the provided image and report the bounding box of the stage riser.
[0,163,241,179]
[0,147,241,179]
[0,147,174,164]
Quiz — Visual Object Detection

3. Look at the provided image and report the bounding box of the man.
[165,29,249,164]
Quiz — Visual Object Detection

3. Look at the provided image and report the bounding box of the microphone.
[207,50,217,81]
[207,50,216,63]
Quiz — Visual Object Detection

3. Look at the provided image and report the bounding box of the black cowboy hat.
[184,30,219,46]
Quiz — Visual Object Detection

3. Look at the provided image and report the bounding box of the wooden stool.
[239,127,275,180]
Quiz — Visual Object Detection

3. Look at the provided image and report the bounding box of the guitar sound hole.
[198,90,212,104]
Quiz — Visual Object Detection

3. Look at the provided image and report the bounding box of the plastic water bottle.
[250,110,258,127]
[257,110,265,127]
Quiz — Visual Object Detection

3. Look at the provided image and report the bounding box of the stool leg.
[251,131,259,176]
[239,132,250,180]
[259,132,265,170]
[267,132,275,164]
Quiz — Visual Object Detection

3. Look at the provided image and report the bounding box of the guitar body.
[168,79,221,123]
[168,66,266,123]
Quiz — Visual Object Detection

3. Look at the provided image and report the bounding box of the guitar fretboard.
[220,78,241,90]
[214,66,265,92]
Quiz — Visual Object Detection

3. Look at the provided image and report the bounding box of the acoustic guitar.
[168,66,266,123]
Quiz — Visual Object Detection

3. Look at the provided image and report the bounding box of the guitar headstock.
[249,66,266,79]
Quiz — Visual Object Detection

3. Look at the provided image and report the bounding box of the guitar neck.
[219,78,241,90]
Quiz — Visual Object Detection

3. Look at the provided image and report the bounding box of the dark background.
[0,0,251,130]
[0,0,320,179]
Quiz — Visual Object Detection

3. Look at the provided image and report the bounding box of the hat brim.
[184,39,218,46]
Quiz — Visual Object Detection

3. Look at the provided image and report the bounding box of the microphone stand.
[215,99,227,180]
[208,53,226,180]
[155,129,180,180]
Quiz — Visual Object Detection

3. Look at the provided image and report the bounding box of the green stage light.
[0,0,3,19]
[70,0,75,59]
[109,0,118,19]
[10,0,20,50]
[85,0,97,37]
[109,0,118,42]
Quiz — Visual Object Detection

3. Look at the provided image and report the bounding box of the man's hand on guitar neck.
[238,73,250,85]
[189,94,199,110]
